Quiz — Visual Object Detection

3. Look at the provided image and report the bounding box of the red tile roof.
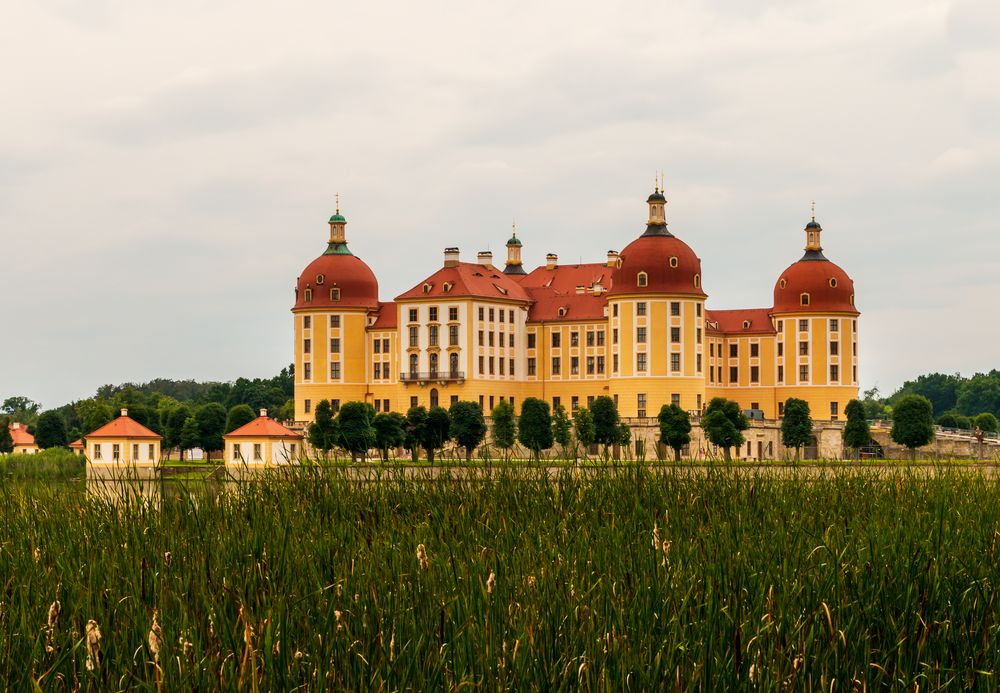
[9,424,36,447]
[519,263,611,291]
[520,263,610,323]
[225,416,302,439]
[396,263,532,302]
[69,438,84,450]
[86,416,162,440]
[370,301,398,329]
[705,308,775,335]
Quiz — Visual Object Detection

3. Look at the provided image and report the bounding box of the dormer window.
[850,293,855,306]
[423,283,432,294]
[304,288,313,302]
[669,256,679,268]
[443,282,453,293]
[779,278,787,289]
[316,274,325,285]
[494,284,508,295]
[743,320,751,330]
[694,274,701,288]
[829,278,838,288]
[637,272,648,287]
[558,307,568,317]
[800,293,810,306]
[329,288,341,301]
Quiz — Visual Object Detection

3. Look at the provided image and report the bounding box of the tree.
[591,396,621,458]
[936,412,960,429]
[404,406,428,463]
[657,404,691,461]
[701,397,748,461]
[178,416,201,461]
[518,397,553,461]
[956,371,1000,419]
[422,406,452,462]
[491,401,517,462]
[861,387,890,421]
[196,403,228,457]
[308,400,339,461]
[842,399,871,459]
[888,372,962,417]
[891,395,934,460]
[0,416,13,454]
[780,398,813,460]
[78,399,114,435]
[974,412,999,434]
[618,423,632,459]
[373,412,406,462]
[1,396,41,421]
[225,404,257,434]
[34,411,68,449]
[164,405,193,457]
[551,404,573,459]
[337,402,377,462]
[573,407,595,460]
[449,401,487,461]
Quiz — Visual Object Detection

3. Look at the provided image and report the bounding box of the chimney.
[260,408,268,418]
[11,422,20,430]
[590,283,603,295]
[477,251,493,267]
[546,253,558,270]
[607,250,619,267]
[443,247,460,268]
[121,408,128,417]
[575,285,586,295]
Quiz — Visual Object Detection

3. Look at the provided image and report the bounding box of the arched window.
[409,353,418,377]
[316,274,325,284]
[800,293,810,306]
[669,256,679,268]
[779,278,787,289]
[430,388,439,408]
[449,352,459,376]
[829,278,838,288]
[329,288,341,301]
[429,353,439,376]
[694,274,701,288]
[637,272,648,287]
[304,289,313,302]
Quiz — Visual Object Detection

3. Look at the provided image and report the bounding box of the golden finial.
[659,171,665,194]
[811,200,815,222]
[335,192,340,215]
[512,219,517,238]
[654,172,659,194]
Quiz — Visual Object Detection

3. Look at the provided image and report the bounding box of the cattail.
[334,610,343,631]
[85,620,102,671]
[661,539,672,567]
[389,629,396,661]
[652,523,660,550]
[486,571,496,595]
[148,611,162,663]
[416,544,430,571]
[33,548,41,564]
[163,551,172,568]
[47,600,61,629]
[294,650,304,663]
[748,664,756,682]
[527,575,537,590]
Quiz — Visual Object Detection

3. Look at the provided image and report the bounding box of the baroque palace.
[291,187,859,424]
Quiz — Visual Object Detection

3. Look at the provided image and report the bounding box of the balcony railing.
[400,371,465,383]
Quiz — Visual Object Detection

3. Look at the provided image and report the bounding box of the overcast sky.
[2,0,998,408]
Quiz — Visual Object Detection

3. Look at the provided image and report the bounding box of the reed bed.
[3,465,1000,690]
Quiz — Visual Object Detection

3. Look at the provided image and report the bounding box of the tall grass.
[0,447,85,481]
[3,466,1000,689]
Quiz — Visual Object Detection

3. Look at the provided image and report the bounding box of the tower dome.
[293,201,379,311]
[773,214,856,314]
[609,183,706,297]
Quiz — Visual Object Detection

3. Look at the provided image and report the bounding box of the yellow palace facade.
[291,188,859,423]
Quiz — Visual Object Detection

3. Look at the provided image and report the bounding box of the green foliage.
[225,404,257,434]
[955,370,1000,419]
[1,396,40,423]
[591,396,621,452]
[490,401,517,460]
[551,404,572,456]
[888,372,962,417]
[404,406,428,463]
[337,402,377,461]
[657,404,691,461]
[178,416,201,457]
[701,397,748,461]
[891,395,935,455]
[862,387,890,421]
[308,400,340,459]
[0,447,84,480]
[78,399,114,436]
[164,405,192,452]
[373,412,406,462]
[936,412,960,428]
[573,407,595,457]
[780,398,813,458]
[195,403,228,453]
[422,407,452,462]
[518,397,553,460]
[0,416,12,454]
[974,412,999,433]
[842,399,871,455]
[449,401,487,461]
[34,411,68,449]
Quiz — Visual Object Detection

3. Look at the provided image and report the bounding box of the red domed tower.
[292,198,380,422]
[772,209,859,421]
[606,182,708,415]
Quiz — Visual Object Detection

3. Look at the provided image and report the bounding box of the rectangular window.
[509,310,514,323]
[709,343,714,357]
[597,356,605,373]
[587,396,595,407]
[571,396,579,412]
[232,443,240,461]
[552,333,561,348]
[696,328,702,344]
[478,330,484,346]
[829,318,839,332]
[429,325,439,346]
[552,357,561,375]
[587,356,595,374]
[637,353,647,372]
[637,302,647,316]
[799,319,808,332]
[750,343,759,358]
[613,304,619,317]
[383,399,390,412]
[553,396,561,409]
[750,365,759,383]
[303,339,311,354]
[696,304,702,317]
[527,333,536,349]
[777,319,784,332]
[498,309,504,323]
[409,308,418,322]
[571,356,579,374]
[777,342,784,356]
[148,444,155,460]
[830,401,839,419]
[450,395,459,406]
[331,362,341,379]
[428,306,438,322]
[478,307,485,321]
[586,331,595,347]
[304,363,312,380]
[570,332,579,347]
[527,357,536,375]
[479,356,484,374]
[374,363,381,379]
[489,357,495,374]
[830,341,839,355]
[132,444,139,460]
[671,353,681,372]
[509,359,515,376]
[730,366,738,383]
[373,339,381,354]
[409,326,419,347]
[717,366,722,382]
[729,344,738,358]
[330,338,340,353]
[853,342,857,356]
[113,444,120,461]
[671,327,680,343]
[305,399,311,414]
[488,331,494,347]
[449,325,459,346]
[499,358,505,375]
[696,353,702,371]
[489,308,495,321]
[671,393,680,407]
[637,393,647,418]
[411,396,419,408]
[830,364,839,381]
[375,399,381,412]
[382,338,389,352]
[449,306,459,321]
[670,302,680,316]
[778,365,784,382]
[799,341,808,355]
[303,316,311,329]
[853,365,857,381]
[778,401,785,416]
[613,328,619,344]
[637,327,647,343]
[331,315,340,328]
[508,334,514,348]
[799,365,809,382]
[613,353,619,372]
[597,331,605,346]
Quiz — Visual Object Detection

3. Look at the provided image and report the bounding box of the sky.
[1,0,998,409]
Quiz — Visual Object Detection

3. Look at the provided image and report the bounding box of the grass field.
[4,465,1000,689]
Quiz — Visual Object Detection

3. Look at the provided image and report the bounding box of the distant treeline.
[862,370,1000,426]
